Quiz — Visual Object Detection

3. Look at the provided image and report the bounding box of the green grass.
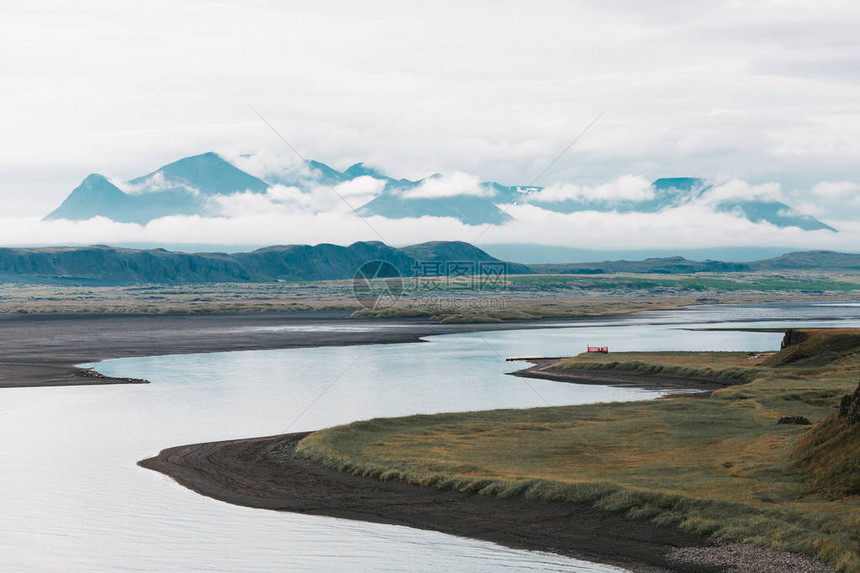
[553,351,768,383]
[792,411,860,498]
[297,329,860,571]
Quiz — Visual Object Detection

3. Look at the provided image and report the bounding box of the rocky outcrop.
[838,382,860,427]
[781,329,810,349]
[791,380,860,497]
[778,416,811,425]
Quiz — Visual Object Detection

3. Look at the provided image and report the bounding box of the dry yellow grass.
[298,329,860,571]
[558,350,775,370]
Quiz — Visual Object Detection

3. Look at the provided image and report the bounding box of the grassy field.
[508,271,860,295]
[350,270,860,321]
[0,282,359,314]
[0,270,858,319]
[297,329,860,571]
[0,282,690,318]
[352,296,695,322]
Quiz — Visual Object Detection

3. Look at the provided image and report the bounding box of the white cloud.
[530,175,653,203]
[700,180,784,205]
[211,190,291,218]
[1,181,854,254]
[212,176,386,217]
[400,172,490,199]
[121,172,200,196]
[334,176,388,199]
[793,201,827,217]
[492,202,841,251]
[223,149,318,188]
[812,181,860,200]
[265,185,308,204]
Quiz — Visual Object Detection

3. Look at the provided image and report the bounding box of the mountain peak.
[81,173,113,185]
[344,162,389,180]
[651,177,708,190]
[306,160,350,184]
[129,152,269,196]
[635,177,712,212]
[44,173,133,222]
[65,173,125,199]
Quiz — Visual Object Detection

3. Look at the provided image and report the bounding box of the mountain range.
[46,154,270,225]
[523,177,833,232]
[0,242,858,286]
[0,241,528,286]
[44,152,836,231]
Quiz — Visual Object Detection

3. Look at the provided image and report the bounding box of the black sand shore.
[139,379,835,573]
[139,433,718,573]
[0,310,605,388]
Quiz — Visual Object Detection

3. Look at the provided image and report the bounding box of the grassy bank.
[550,350,771,384]
[297,329,860,571]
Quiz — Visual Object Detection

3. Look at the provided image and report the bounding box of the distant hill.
[752,250,860,271]
[528,250,860,275]
[43,152,836,231]
[530,257,752,275]
[399,241,531,274]
[481,244,792,264]
[0,241,525,286]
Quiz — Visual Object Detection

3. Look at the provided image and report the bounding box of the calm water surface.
[1,302,860,572]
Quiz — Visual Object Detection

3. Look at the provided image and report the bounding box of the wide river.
[2,302,860,572]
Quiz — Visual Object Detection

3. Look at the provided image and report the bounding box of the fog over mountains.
[45,152,835,232]
[46,154,270,225]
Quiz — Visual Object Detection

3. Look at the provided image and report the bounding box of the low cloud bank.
[530,175,654,203]
[2,199,854,253]
[400,172,491,199]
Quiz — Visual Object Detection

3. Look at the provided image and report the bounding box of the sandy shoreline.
[139,432,716,573]
[0,310,617,388]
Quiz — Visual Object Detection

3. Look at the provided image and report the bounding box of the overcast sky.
[2,0,859,248]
